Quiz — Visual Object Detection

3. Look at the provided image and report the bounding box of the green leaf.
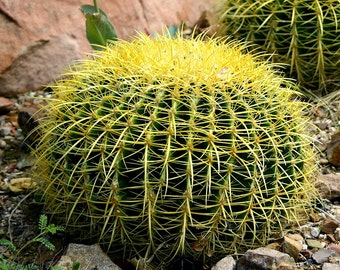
[72,262,81,270]
[46,224,64,234]
[46,224,57,234]
[0,238,17,252]
[38,215,48,231]
[167,25,179,38]
[80,4,118,50]
[34,237,55,251]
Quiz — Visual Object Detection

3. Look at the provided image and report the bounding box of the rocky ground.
[1,90,340,270]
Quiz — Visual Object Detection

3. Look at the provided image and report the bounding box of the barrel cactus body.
[34,34,317,266]
[215,0,340,95]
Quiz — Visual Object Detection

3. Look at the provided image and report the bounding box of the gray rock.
[0,127,11,137]
[236,247,296,270]
[211,255,236,270]
[312,248,339,264]
[55,243,122,270]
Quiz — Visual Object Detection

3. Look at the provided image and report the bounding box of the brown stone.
[328,243,340,254]
[0,0,214,97]
[327,131,340,166]
[327,233,337,243]
[0,33,81,97]
[316,174,340,201]
[321,218,339,234]
[0,97,14,114]
[300,249,313,259]
[281,236,303,260]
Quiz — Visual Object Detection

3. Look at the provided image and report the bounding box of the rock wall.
[0,0,213,97]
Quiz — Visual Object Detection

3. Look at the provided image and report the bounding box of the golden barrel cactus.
[33,33,318,267]
[214,0,340,95]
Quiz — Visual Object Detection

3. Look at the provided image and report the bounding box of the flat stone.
[236,247,296,270]
[8,177,37,193]
[55,243,122,270]
[306,239,325,249]
[312,248,339,264]
[211,255,236,270]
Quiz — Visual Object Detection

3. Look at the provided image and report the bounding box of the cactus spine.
[215,0,340,95]
[33,33,317,267]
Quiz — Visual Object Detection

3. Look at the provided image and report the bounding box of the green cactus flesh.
[34,34,317,266]
[215,0,340,95]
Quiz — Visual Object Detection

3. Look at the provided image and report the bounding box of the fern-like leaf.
[38,214,48,232]
[34,237,55,251]
[0,238,17,252]
[45,224,64,234]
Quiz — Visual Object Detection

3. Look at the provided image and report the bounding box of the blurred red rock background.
[0,0,213,97]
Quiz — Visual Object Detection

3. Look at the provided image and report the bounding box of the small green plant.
[16,214,64,256]
[0,229,17,252]
[0,215,64,269]
[80,0,117,50]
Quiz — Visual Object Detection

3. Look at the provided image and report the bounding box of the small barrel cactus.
[33,33,317,267]
[214,0,340,95]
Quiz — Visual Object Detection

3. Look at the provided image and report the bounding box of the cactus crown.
[34,33,317,267]
[214,0,340,95]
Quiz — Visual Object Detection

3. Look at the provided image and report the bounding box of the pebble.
[300,225,321,238]
[0,97,14,114]
[0,139,6,148]
[321,219,339,234]
[0,127,11,136]
[334,228,340,241]
[211,256,236,270]
[306,239,325,249]
[322,263,340,270]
